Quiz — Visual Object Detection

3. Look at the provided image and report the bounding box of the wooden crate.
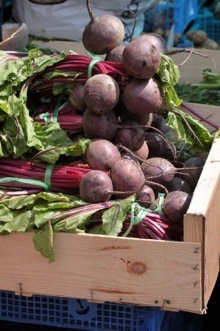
[0,103,220,314]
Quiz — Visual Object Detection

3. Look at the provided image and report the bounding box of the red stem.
[181,102,219,130]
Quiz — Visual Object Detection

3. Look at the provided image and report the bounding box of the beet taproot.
[122,77,163,116]
[69,84,86,112]
[84,139,121,171]
[141,157,176,185]
[79,170,113,203]
[114,121,145,152]
[82,0,125,54]
[83,109,118,140]
[111,158,145,198]
[122,37,161,79]
[162,191,192,223]
[84,74,120,115]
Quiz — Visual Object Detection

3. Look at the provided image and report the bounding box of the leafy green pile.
[157,56,217,158]
[0,190,135,262]
[0,49,89,162]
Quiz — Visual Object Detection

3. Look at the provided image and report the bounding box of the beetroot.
[84,139,121,171]
[162,191,192,224]
[79,170,113,203]
[121,140,149,164]
[141,157,176,185]
[183,156,205,190]
[134,141,149,161]
[105,45,125,62]
[145,132,170,158]
[137,33,167,54]
[166,176,192,195]
[69,84,86,112]
[122,37,161,79]
[122,77,163,116]
[127,112,153,130]
[136,184,156,208]
[111,158,145,198]
[114,121,145,151]
[151,113,168,134]
[84,74,120,115]
[83,109,118,140]
[82,0,125,54]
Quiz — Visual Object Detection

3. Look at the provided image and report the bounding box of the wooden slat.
[0,232,202,313]
[184,137,220,309]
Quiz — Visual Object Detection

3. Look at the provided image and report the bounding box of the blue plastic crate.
[176,36,194,48]
[190,8,220,42]
[197,0,207,9]
[0,290,164,331]
[145,0,198,34]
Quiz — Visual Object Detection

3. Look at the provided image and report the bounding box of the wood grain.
[0,232,202,313]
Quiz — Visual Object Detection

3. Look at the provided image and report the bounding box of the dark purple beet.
[69,84,86,112]
[166,176,192,195]
[141,157,176,185]
[79,170,113,203]
[84,139,121,171]
[111,158,145,198]
[162,191,192,223]
[151,113,168,134]
[183,156,205,190]
[114,121,145,151]
[136,184,156,208]
[83,109,118,140]
[145,132,169,158]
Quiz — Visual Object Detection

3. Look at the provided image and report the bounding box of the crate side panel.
[0,232,202,313]
[186,137,220,216]
[184,214,204,245]
[203,176,220,307]
[184,137,220,309]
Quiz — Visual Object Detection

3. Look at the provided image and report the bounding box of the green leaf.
[33,221,55,263]
[0,50,67,158]
[44,70,80,79]
[53,210,92,232]
[158,54,180,86]
[157,54,183,110]
[88,224,105,234]
[0,193,37,209]
[2,210,34,233]
[33,124,90,163]
[166,109,213,156]
[65,138,91,157]
[0,205,16,223]
[102,195,136,236]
